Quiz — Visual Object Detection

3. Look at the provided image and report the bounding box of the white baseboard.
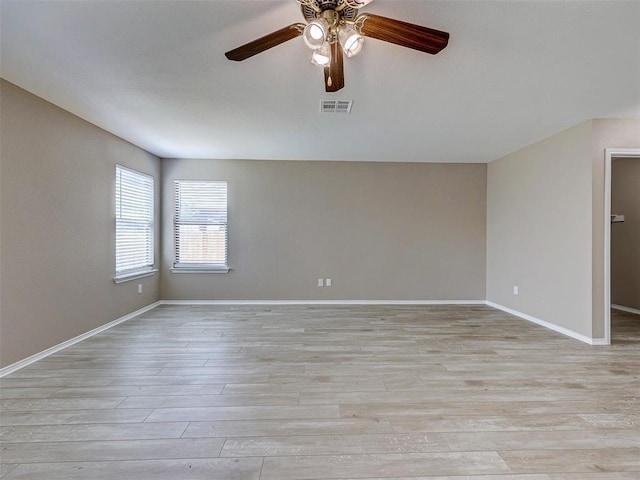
[486,301,607,346]
[160,299,487,306]
[612,304,640,316]
[0,301,162,378]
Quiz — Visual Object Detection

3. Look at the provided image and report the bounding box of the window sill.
[171,266,230,274]
[113,269,158,284]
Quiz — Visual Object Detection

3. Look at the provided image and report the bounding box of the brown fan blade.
[225,23,306,61]
[324,41,344,92]
[356,14,449,55]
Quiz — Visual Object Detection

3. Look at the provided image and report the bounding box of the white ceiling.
[1,0,639,163]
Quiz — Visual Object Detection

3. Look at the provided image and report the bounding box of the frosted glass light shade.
[338,26,364,57]
[303,19,330,49]
[311,43,331,66]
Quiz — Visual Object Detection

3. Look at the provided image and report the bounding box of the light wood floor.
[1,305,639,479]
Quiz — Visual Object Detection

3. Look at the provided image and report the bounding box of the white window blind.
[115,165,154,278]
[174,180,228,270]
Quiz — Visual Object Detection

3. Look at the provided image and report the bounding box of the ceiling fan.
[225,0,449,92]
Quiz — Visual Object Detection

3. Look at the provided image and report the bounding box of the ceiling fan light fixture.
[310,42,331,66]
[303,19,330,49]
[225,1,450,93]
[338,26,364,57]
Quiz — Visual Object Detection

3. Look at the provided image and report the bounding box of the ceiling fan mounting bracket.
[299,1,358,24]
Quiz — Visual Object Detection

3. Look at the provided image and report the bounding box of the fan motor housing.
[301,1,357,23]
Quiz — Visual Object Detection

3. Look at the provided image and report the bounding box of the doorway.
[604,148,640,343]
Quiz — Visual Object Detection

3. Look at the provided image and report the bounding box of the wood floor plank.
[301,388,635,405]
[297,475,640,480]
[382,413,593,433]
[1,397,125,411]
[182,418,393,438]
[0,376,114,388]
[259,452,513,479]
[578,413,640,428]
[499,448,640,473]
[0,422,189,442]
[304,476,552,480]
[51,384,225,397]
[0,438,225,463]
[0,408,152,426]
[444,429,640,451]
[547,474,640,479]
[0,388,61,399]
[117,393,299,409]
[339,399,639,416]
[219,433,449,456]
[2,458,263,480]
[157,365,304,375]
[22,359,208,369]
[107,374,269,386]
[145,405,339,422]
[8,367,163,378]
[222,380,387,394]
[0,305,638,479]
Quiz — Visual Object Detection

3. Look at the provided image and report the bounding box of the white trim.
[160,299,486,306]
[604,148,640,345]
[0,301,162,378]
[113,269,158,284]
[170,267,229,274]
[486,301,604,345]
[612,304,640,316]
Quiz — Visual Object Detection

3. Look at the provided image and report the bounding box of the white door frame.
[604,148,640,344]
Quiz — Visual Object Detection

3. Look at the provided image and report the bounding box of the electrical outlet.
[513,285,519,295]
[326,278,332,287]
[317,278,324,287]
[137,283,143,294]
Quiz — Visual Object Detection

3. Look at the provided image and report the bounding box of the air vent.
[320,100,353,114]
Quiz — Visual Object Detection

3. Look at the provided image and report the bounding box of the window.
[114,165,155,282]
[173,180,228,272]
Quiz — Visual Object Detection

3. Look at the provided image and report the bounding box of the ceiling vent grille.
[320,100,353,114]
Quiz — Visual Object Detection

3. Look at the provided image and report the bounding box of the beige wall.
[161,159,487,301]
[487,121,594,337]
[0,80,161,368]
[591,119,640,337]
[611,157,640,311]
[487,119,640,340]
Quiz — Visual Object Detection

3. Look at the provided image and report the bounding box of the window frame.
[172,179,229,274]
[113,165,156,283]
